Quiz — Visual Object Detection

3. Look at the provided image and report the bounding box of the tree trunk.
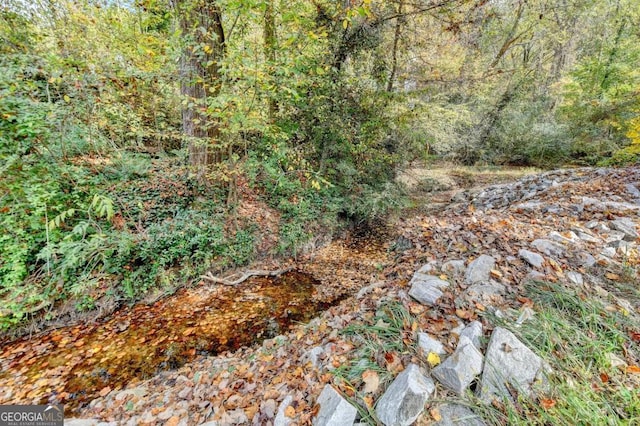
[386,0,404,92]
[174,0,226,178]
[263,0,278,121]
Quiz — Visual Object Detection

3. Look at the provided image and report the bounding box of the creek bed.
[0,271,336,414]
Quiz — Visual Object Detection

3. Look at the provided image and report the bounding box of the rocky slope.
[64,166,640,425]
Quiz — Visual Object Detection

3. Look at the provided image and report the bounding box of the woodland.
[1,0,640,331]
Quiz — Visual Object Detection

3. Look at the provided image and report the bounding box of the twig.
[201,268,292,286]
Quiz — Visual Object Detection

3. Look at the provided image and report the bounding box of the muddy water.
[0,271,336,414]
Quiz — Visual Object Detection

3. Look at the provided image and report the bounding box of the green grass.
[479,281,640,425]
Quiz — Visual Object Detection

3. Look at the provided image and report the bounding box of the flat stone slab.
[409,273,450,306]
[418,332,446,355]
[518,249,544,268]
[432,337,483,395]
[376,363,435,426]
[313,385,357,426]
[464,255,495,285]
[433,403,487,426]
[610,218,639,241]
[479,327,549,403]
[531,239,565,258]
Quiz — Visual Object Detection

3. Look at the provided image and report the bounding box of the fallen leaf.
[427,352,441,368]
[99,386,111,397]
[430,407,442,421]
[541,398,556,409]
[284,405,295,418]
[362,370,380,394]
[632,332,640,342]
[605,273,620,281]
[600,373,609,383]
[627,365,640,374]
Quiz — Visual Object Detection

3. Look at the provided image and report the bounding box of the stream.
[0,271,340,414]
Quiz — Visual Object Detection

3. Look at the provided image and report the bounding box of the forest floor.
[1,165,639,425]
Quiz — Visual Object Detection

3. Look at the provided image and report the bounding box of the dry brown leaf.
[540,398,556,409]
[361,370,380,394]
[430,407,442,421]
[284,405,296,418]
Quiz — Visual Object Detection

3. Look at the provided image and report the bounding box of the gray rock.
[464,255,496,285]
[460,281,506,305]
[115,386,148,401]
[408,274,450,306]
[582,197,640,213]
[526,271,546,281]
[613,240,635,256]
[433,404,487,426]
[566,271,583,286]
[601,247,616,258]
[199,422,219,426]
[274,395,294,426]
[313,385,357,426]
[576,231,600,244]
[604,231,626,243]
[442,260,466,275]
[418,333,446,356]
[518,249,544,268]
[459,321,483,350]
[479,327,549,403]
[548,231,579,244]
[375,364,435,426]
[610,218,639,241]
[306,346,325,368]
[575,251,596,268]
[432,337,483,395]
[531,239,565,258]
[625,183,640,198]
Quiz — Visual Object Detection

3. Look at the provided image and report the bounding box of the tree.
[172,0,226,177]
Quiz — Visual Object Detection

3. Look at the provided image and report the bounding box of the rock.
[158,408,174,421]
[518,249,544,268]
[575,251,596,268]
[442,260,466,275]
[375,364,435,426]
[548,231,578,244]
[64,420,99,426]
[531,239,565,258]
[431,337,483,395]
[582,197,640,213]
[479,327,549,403]
[566,272,583,286]
[600,247,616,258]
[575,231,600,244]
[199,422,219,426]
[459,321,483,350]
[305,346,325,368]
[615,240,635,256]
[408,274,450,306]
[624,183,640,199]
[433,404,487,426]
[460,281,505,305]
[417,333,446,356]
[526,271,546,281]
[604,231,626,243]
[313,385,357,426]
[610,218,639,241]
[115,386,148,401]
[274,395,294,426]
[464,255,496,285]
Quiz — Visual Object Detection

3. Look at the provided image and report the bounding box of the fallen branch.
[201,268,292,286]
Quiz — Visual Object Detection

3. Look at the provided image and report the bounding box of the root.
[201,268,292,286]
